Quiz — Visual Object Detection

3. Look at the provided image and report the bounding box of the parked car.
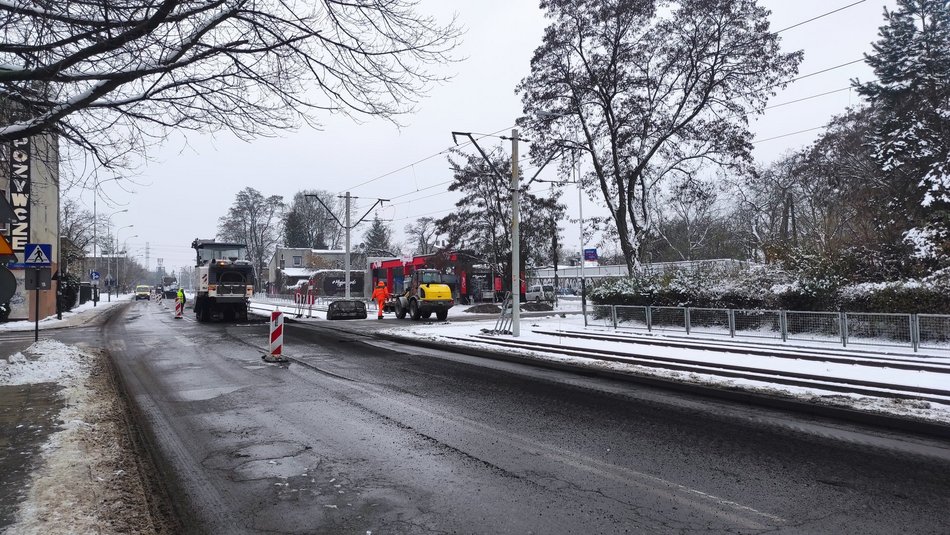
[326,300,368,320]
[525,284,555,303]
[556,287,576,296]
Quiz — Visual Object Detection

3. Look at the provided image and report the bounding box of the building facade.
[2,133,60,321]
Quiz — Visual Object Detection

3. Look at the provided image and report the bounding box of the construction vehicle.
[191,239,256,322]
[161,275,179,299]
[384,269,454,321]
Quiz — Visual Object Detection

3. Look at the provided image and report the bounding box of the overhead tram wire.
[774,0,868,34]
[387,157,550,207]
[787,58,865,84]
[753,126,826,144]
[338,125,515,194]
[764,86,855,110]
[392,181,562,223]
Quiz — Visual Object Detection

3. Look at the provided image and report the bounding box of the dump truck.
[191,239,256,322]
[384,269,454,321]
[161,275,179,299]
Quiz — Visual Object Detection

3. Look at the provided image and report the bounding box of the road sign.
[583,248,598,261]
[90,270,100,281]
[24,243,52,266]
[25,267,51,290]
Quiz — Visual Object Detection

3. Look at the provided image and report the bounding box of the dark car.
[326,300,368,320]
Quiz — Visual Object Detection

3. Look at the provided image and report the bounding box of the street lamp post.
[91,179,126,306]
[116,230,136,295]
[99,210,129,306]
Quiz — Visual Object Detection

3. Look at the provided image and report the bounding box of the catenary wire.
[339,125,514,194]
[774,0,868,34]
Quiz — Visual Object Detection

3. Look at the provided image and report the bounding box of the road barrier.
[263,311,287,363]
[174,299,183,319]
[589,305,950,353]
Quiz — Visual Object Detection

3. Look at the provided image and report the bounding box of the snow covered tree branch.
[0,0,460,166]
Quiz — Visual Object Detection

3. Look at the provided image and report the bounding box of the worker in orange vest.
[371,280,390,320]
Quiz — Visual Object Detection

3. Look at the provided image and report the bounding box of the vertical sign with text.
[9,137,30,255]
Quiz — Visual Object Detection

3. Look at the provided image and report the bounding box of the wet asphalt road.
[102,300,950,534]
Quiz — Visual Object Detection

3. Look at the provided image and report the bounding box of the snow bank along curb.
[1,340,162,534]
[376,330,950,440]
[0,296,132,333]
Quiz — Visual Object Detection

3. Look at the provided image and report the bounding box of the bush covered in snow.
[839,269,950,314]
[590,264,950,314]
[590,264,786,310]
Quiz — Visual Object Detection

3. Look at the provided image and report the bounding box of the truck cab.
[191,239,256,322]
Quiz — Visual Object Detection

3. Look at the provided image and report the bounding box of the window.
[293,256,303,267]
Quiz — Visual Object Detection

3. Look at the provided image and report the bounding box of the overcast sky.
[73,0,897,275]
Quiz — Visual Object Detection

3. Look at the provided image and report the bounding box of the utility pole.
[511,128,520,337]
[449,129,563,338]
[344,192,352,299]
[306,193,387,300]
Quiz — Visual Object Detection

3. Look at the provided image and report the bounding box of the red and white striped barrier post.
[174,298,183,319]
[263,310,288,363]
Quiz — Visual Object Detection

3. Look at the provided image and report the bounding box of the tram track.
[440,333,950,405]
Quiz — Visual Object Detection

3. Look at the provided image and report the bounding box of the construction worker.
[371,280,390,320]
[177,287,186,308]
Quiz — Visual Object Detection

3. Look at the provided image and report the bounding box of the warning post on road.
[263,310,288,363]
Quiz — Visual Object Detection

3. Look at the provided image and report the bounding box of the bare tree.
[653,174,719,261]
[0,0,460,168]
[217,187,284,284]
[519,0,801,273]
[283,190,343,249]
[404,216,438,255]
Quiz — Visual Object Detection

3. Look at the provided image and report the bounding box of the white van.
[525,284,555,303]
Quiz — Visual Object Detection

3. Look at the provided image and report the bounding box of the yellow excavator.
[385,269,454,321]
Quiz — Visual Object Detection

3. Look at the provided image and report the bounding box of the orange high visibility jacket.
[371,285,390,302]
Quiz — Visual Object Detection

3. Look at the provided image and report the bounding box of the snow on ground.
[0,294,133,333]
[2,341,161,534]
[379,314,950,425]
[0,340,92,386]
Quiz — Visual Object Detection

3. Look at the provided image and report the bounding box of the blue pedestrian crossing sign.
[24,243,52,266]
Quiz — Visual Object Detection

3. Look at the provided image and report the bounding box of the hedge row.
[589,267,950,314]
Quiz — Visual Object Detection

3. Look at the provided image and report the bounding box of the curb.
[376,332,950,440]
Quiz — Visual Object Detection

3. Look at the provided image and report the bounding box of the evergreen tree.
[362,215,394,256]
[855,0,950,263]
[436,148,566,282]
[282,190,343,249]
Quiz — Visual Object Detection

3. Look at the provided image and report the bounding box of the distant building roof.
[281,268,314,278]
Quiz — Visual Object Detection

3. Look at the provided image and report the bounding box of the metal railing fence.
[587,305,950,352]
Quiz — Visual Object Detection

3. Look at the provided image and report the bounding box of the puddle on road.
[176,386,243,402]
[0,383,64,529]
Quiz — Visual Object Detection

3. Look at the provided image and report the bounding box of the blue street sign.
[583,248,598,261]
[90,270,100,281]
[24,243,52,266]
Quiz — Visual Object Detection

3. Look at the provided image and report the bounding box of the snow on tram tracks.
[438,331,950,406]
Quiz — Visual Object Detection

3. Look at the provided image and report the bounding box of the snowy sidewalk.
[0,294,133,334]
[0,297,164,534]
